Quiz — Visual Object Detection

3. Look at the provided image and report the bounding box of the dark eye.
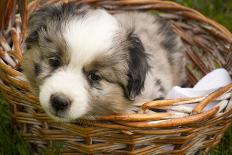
[88,71,102,82]
[48,57,61,68]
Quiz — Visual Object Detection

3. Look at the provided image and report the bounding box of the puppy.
[22,3,186,121]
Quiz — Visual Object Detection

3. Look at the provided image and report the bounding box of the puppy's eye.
[48,57,61,68]
[88,71,102,82]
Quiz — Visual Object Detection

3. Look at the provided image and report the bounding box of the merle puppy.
[23,3,186,121]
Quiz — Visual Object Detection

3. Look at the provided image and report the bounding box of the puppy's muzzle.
[50,93,72,112]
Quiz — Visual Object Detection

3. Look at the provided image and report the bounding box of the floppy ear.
[126,31,150,100]
[26,2,90,36]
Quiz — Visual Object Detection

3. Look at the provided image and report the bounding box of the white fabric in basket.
[167,68,232,98]
[166,68,232,111]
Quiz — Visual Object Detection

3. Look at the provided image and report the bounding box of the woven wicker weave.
[0,0,232,154]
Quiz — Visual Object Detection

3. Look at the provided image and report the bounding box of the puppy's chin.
[45,110,98,122]
[49,116,72,122]
[45,110,77,122]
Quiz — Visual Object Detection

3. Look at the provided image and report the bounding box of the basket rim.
[24,0,232,43]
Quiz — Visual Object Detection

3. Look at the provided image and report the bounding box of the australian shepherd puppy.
[22,2,186,122]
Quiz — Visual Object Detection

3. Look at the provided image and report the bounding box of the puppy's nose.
[50,93,71,111]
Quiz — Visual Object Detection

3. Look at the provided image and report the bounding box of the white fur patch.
[63,9,119,67]
[39,70,89,121]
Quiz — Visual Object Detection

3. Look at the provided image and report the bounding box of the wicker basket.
[0,0,232,154]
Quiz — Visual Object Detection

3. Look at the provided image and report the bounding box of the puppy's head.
[23,3,149,121]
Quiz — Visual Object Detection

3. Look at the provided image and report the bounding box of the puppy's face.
[23,3,149,121]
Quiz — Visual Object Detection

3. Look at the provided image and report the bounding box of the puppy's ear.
[25,2,90,44]
[126,31,149,100]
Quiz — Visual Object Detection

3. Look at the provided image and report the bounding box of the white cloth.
[167,68,232,99]
[166,68,232,111]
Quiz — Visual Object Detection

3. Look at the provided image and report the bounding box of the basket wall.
[0,0,232,154]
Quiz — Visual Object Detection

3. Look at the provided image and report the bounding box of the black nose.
[50,93,71,112]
